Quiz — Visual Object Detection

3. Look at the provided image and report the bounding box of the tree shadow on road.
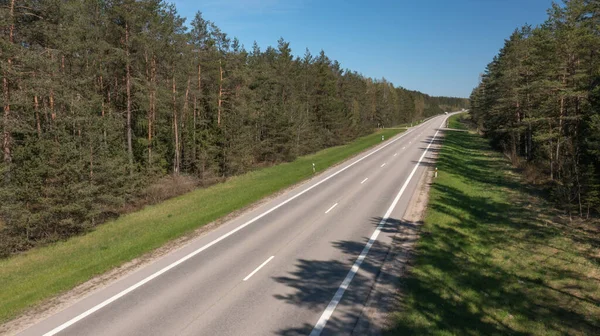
[272,216,421,335]
[273,129,600,336]
[385,131,600,336]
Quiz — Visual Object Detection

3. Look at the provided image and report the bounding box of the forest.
[0,0,468,256]
[470,0,599,218]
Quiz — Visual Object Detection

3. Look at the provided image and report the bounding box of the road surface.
[17,114,451,336]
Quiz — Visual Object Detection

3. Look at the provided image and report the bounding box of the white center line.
[360,178,368,184]
[380,163,386,167]
[325,203,338,214]
[38,116,441,336]
[243,256,274,281]
[309,115,450,336]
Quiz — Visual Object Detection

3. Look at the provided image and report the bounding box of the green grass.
[0,128,404,324]
[447,112,468,130]
[385,114,600,336]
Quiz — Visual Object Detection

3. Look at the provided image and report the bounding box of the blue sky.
[171,0,554,98]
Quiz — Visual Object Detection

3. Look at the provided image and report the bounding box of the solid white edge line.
[40,116,440,336]
[308,115,449,336]
[360,178,368,184]
[243,256,275,281]
[324,203,338,214]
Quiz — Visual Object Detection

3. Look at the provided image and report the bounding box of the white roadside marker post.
[435,167,438,178]
[381,135,384,141]
[312,163,316,174]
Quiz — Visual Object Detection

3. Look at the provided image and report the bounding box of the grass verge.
[0,128,404,324]
[447,112,468,130]
[385,114,600,336]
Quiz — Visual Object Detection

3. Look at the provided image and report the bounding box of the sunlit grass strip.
[0,128,404,324]
[385,115,599,336]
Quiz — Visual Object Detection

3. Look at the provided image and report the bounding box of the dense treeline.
[470,0,599,217]
[0,0,467,255]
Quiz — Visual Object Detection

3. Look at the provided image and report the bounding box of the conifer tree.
[0,1,468,256]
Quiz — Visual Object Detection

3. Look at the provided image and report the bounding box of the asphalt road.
[18,114,452,336]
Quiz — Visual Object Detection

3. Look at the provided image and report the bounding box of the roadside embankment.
[0,127,407,327]
[385,114,600,336]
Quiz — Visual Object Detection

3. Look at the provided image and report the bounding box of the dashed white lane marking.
[243,256,274,281]
[309,115,450,336]
[325,203,338,214]
[380,163,386,168]
[360,178,368,184]
[38,115,443,336]
[393,153,397,157]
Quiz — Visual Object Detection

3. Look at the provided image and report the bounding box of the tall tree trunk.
[196,62,202,123]
[50,89,55,120]
[218,59,223,127]
[2,74,10,166]
[197,63,202,100]
[182,76,190,169]
[557,93,564,180]
[144,51,151,167]
[34,95,41,138]
[148,56,156,166]
[527,122,532,161]
[370,88,376,123]
[193,63,201,170]
[514,100,520,159]
[193,95,197,167]
[183,76,190,125]
[99,73,107,141]
[90,142,94,179]
[125,22,134,172]
[173,74,180,174]
[549,120,554,181]
[2,0,15,168]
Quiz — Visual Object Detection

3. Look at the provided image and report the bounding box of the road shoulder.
[1,127,410,336]
[351,131,442,336]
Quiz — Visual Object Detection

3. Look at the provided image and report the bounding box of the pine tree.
[0,0,469,256]
[470,0,600,216]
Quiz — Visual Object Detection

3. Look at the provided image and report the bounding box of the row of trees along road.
[470,0,600,218]
[0,0,467,256]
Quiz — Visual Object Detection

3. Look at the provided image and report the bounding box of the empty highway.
[18,114,451,336]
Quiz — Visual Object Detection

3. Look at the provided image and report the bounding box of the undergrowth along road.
[0,127,406,325]
[386,114,600,336]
